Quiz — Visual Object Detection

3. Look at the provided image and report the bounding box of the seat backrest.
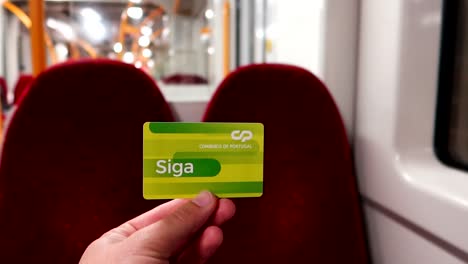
[203,64,369,264]
[162,73,208,84]
[0,77,7,108]
[13,74,34,104]
[0,60,174,263]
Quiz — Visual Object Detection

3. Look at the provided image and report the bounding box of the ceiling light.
[138,36,151,47]
[142,48,152,58]
[135,61,143,68]
[127,7,143,20]
[207,46,215,55]
[256,29,265,39]
[162,28,170,38]
[46,18,75,40]
[123,52,135,63]
[113,42,123,53]
[80,8,101,22]
[55,43,68,61]
[141,26,152,36]
[200,33,210,41]
[205,9,214,19]
[83,21,106,42]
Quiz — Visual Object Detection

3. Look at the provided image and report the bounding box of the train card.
[143,122,264,199]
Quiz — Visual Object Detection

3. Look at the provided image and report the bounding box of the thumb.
[128,191,218,259]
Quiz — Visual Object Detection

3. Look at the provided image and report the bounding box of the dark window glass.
[435,0,468,170]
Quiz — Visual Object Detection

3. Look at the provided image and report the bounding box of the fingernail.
[192,191,213,207]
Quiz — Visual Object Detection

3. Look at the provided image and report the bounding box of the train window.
[435,0,468,170]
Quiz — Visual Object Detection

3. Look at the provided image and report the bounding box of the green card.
[143,122,264,199]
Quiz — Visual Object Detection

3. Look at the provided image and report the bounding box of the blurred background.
[0,0,357,132]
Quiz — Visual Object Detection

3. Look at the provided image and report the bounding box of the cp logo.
[231,130,253,142]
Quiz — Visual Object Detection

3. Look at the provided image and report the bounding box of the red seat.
[162,73,209,84]
[203,64,369,264]
[0,77,7,107]
[0,60,174,263]
[13,74,34,105]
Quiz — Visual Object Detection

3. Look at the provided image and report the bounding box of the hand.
[79,191,236,264]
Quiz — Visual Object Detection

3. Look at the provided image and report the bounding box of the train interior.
[0,0,467,263]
